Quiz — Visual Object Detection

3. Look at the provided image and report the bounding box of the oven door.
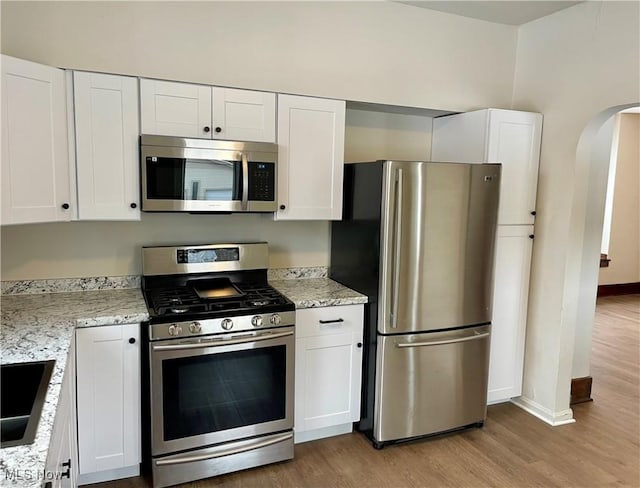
[149,327,294,456]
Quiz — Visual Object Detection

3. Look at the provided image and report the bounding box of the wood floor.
[96,294,640,488]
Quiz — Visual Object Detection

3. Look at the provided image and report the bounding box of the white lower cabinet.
[488,225,534,403]
[75,324,141,485]
[294,305,364,443]
[45,338,78,488]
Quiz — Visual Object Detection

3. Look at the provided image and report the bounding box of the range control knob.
[168,324,182,336]
[221,318,234,331]
[189,322,202,334]
[251,315,263,328]
[270,314,281,326]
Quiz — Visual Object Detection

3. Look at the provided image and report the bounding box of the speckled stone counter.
[270,278,367,309]
[0,289,148,487]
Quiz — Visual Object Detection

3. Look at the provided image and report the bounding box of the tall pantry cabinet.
[431,108,542,404]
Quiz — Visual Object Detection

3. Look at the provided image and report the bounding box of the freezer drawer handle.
[395,331,490,348]
[319,318,344,325]
[154,432,293,466]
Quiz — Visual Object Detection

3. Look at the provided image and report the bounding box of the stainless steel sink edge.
[0,359,56,448]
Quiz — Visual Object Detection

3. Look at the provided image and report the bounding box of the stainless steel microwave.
[140,135,278,213]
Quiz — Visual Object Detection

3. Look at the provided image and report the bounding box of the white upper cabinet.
[431,108,542,226]
[140,78,211,138]
[1,55,72,224]
[140,79,275,142]
[74,72,140,220]
[276,94,345,220]
[212,87,276,142]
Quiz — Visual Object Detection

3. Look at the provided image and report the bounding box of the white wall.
[599,113,640,286]
[511,1,640,421]
[0,215,329,280]
[0,1,516,280]
[600,114,622,256]
[0,1,516,111]
[345,109,433,162]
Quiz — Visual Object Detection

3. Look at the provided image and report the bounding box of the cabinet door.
[45,339,77,488]
[486,109,542,226]
[140,78,211,138]
[1,55,72,224]
[76,324,141,476]
[431,108,542,226]
[276,94,345,220]
[295,305,363,434]
[212,87,276,142]
[74,72,140,220]
[488,225,533,403]
[45,396,72,488]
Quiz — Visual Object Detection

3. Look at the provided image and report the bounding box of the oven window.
[146,157,242,201]
[161,345,287,441]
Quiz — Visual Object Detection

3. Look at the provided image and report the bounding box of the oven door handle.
[154,431,293,466]
[151,330,294,352]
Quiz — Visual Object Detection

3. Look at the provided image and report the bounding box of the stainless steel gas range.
[140,242,295,488]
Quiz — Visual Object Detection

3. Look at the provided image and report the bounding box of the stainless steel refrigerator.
[330,160,500,448]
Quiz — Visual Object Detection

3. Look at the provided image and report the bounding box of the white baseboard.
[511,396,576,426]
[78,464,140,485]
[294,423,353,444]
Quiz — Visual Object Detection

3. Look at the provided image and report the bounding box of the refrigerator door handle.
[395,331,490,348]
[390,168,403,328]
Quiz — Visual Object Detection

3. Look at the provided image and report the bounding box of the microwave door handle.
[241,153,249,211]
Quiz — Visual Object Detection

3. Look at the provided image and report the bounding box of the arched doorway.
[564,102,640,402]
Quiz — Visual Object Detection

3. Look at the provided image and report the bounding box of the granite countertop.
[0,288,148,487]
[270,278,368,309]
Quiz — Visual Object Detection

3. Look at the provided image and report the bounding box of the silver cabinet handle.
[152,330,293,352]
[319,318,344,325]
[396,332,490,348]
[241,153,249,211]
[390,168,403,328]
[155,432,293,466]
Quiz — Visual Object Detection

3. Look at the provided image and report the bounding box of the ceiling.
[397,1,584,25]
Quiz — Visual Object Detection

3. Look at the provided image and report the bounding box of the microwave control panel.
[248,162,275,201]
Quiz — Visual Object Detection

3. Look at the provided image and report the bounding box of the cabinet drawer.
[296,305,363,339]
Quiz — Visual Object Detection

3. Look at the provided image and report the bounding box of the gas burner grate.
[145,282,291,319]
